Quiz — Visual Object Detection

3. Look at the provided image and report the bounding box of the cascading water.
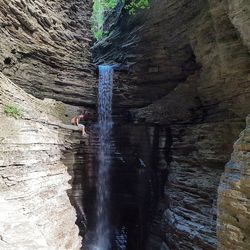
[94,65,114,250]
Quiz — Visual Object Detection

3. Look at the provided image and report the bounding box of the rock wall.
[94,0,250,249]
[93,0,205,107]
[0,73,81,249]
[217,115,250,250]
[156,120,244,249]
[0,0,96,106]
[228,0,250,51]
[134,0,250,122]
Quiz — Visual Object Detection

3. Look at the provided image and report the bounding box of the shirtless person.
[71,112,88,137]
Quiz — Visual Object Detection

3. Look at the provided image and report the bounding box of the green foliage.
[4,104,22,119]
[91,0,118,40]
[91,0,150,40]
[103,0,117,9]
[95,30,104,40]
[125,0,150,15]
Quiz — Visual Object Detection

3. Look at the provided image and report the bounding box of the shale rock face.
[94,0,250,249]
[0,73,81,250]
[228,0,250,51]
[156,120,244,250]
[95,0,250,113]
[0,0,96,106]
[218,115,250,250]
[94,0,204,107]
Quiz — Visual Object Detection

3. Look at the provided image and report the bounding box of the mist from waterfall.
[94,65,114,250]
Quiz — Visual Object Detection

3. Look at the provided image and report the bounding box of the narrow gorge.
[0,0,250,250]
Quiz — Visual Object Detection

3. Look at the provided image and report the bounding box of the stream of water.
[94,65,114,250]
[66,67,170,250]
[65,65,221,249]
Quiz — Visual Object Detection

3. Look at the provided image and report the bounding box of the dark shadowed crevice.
[4,57,12,65]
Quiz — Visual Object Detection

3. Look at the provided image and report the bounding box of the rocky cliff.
[1,0,249,248]
[218,115,250,250]
[94,0,250,249]
[95,0,250,113]
[0,0,96,106]
[0,73,81,249]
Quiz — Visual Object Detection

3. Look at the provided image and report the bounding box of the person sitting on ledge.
[71,111,88,137]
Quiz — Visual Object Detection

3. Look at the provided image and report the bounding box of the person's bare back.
[71,112,88,137]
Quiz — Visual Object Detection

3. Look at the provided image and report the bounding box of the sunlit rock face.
[94,0,250,249]
[0,73,81,249]
[0,0,96,106]
[217,115,250,250]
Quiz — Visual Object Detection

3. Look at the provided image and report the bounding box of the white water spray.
[94,65,114,250]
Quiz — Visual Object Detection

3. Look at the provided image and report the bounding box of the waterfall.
[94,65,114,250]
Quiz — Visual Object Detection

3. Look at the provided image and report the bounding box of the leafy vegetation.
[91,0,150,40]
[91,0,117,40]
[4,104,22,119]
[125,0,150,15]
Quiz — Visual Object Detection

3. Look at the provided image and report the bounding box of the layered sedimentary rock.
[93,0,204,107]
[0,73,81,249]
[95,0,250,112]
[94,0,250,248]
[217,115,250,250]
[0,0,96,106]
[156,120,244,249]
[228,0,250,52]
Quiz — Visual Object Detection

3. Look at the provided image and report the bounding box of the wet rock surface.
[94,0,250,248]
[93,0,205,107]
[161,121,243,249]
[65,116,247,250]
[65,120,172,250]
[218,115,250,250]
[0,73,81,249]
[96,0,250,112]
[0,0,249,249]
[0,0,96,106]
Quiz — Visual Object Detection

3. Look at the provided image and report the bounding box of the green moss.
[4,104,22,119]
